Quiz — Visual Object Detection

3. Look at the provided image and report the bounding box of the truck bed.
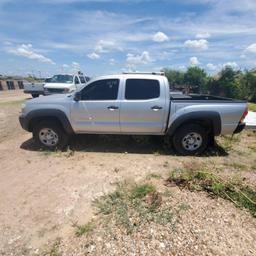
[170,93,245,103]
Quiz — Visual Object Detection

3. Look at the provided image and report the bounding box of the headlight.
[64,88,70,93]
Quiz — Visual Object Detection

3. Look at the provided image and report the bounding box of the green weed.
[74,222,95,237]
[168,169,256,217]
[93,182,178,234]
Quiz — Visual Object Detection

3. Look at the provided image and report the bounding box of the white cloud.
[109,58,116,65]
[152,32,169,43]
[223,62,239,69]
[61,62,81,73]
[184,39,209,50]
[87,52,100,60]
[126,51,152,69]
[94,39,120,53]
[7,44,55,64]
[206,63,217,71]
[246,43,256,53]
[189,57,200,66]
[195,32,211,39]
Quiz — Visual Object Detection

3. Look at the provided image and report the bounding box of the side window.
[125,79,160,100]
[79,76,85,84]
[75,76,80,84]
[81,79,119,101]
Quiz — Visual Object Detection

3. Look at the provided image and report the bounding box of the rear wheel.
[33,121,69,150]
[31,94,39,98]
[172,124,208,156]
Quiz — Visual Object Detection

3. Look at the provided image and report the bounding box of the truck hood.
[44,83,74,89]
[28,93,74,104]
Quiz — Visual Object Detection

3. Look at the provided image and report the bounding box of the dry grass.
[248,102,256,112]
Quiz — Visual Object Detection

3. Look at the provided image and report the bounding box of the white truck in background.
[44,73,90,95]
[24,73,90,98]
[23,81,45,98]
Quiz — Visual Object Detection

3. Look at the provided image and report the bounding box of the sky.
[0,0,256,77]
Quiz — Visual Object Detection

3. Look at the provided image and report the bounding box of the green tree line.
[163,66,256,102]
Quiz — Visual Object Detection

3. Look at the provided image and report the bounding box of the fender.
[167,111,221,136]
[22,109,74,134]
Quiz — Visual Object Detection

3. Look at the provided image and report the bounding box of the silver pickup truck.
[19,73,248,155]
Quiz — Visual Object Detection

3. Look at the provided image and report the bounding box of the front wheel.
[33,121,69,150]
[172,124,208,156]
[31,94,39,98]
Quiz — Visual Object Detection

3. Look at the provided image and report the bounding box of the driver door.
[71,78,121,133]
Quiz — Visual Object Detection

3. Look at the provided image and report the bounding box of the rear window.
[125,79,160,100]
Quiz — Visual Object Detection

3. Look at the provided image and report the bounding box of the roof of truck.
[89,73,167,82]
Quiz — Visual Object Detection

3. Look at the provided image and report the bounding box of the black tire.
[32,94,39,98]
[172,124,208,156]
[33,120,69,150]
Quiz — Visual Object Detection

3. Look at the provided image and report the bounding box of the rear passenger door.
[120,78,166,134]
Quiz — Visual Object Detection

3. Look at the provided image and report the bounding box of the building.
[0,76,25,91]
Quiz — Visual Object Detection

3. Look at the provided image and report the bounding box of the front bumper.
[233,122,246,134]
[19,115,29,131]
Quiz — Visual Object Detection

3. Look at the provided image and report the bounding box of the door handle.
[107,105,119,110]
[151,105,163,111]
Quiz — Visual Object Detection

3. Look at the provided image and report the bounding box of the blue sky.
[0,0,256,77]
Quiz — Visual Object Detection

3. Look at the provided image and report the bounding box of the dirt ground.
[0,90,255,256]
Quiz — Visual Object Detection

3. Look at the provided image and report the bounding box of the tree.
[213,67,241,98]
[163,69,185,89]
[239,70,256,102]
[184,67,208,93]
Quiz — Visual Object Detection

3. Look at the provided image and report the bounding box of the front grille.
[46,88,65,94]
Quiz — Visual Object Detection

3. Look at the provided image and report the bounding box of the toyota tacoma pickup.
[19,73,248,155]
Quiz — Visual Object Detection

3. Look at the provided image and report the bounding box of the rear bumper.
[24,90,44,95]
[19,115,29,131]
[233,122,246,134]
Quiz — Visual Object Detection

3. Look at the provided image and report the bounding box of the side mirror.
[74,91,81,101]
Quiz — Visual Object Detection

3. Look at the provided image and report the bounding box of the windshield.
[48,75,73,83]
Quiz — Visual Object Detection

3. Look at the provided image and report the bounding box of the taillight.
[240,107,248,123]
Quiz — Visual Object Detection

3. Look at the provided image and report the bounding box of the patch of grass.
[40,147,75,157]
[74,222,95,237]
[177,202,191,212]
[93,182,178,234]
[43,238,61,256]
[248,143,256,153]
[167,169,256,217]
[146,173,162,180]
[218,135,241,152]
[130,184,156,199]
[248,102,256,112]
[163,161,169,168]
[224,162,248,171]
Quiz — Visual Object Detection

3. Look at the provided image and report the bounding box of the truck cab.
[44,74,89,95]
